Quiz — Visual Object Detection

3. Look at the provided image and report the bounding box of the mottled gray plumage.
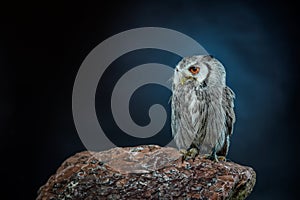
[171,55,235,158]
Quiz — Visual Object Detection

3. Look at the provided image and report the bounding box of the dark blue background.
[1,0,299,199]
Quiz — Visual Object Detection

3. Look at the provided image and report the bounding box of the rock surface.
[37,145,256,200]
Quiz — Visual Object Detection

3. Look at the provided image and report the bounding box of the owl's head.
[173,55,226,88]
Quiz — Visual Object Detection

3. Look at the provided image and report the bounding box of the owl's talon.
[217,156,227,162]
[179,148,198,162]
[179,149,188,155]
[189,148,198,161]
[179,149,188,162]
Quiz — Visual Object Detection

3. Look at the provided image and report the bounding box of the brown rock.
[37,145,256,200]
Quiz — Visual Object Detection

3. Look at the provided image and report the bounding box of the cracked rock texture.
[37,145,256,200]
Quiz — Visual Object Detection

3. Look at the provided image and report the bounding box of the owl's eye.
[188,66,200,75]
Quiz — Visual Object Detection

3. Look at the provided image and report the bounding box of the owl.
[171,55,235,161]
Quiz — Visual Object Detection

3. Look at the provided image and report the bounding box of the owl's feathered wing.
[222,86,235,137]
[214,86,235,156]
